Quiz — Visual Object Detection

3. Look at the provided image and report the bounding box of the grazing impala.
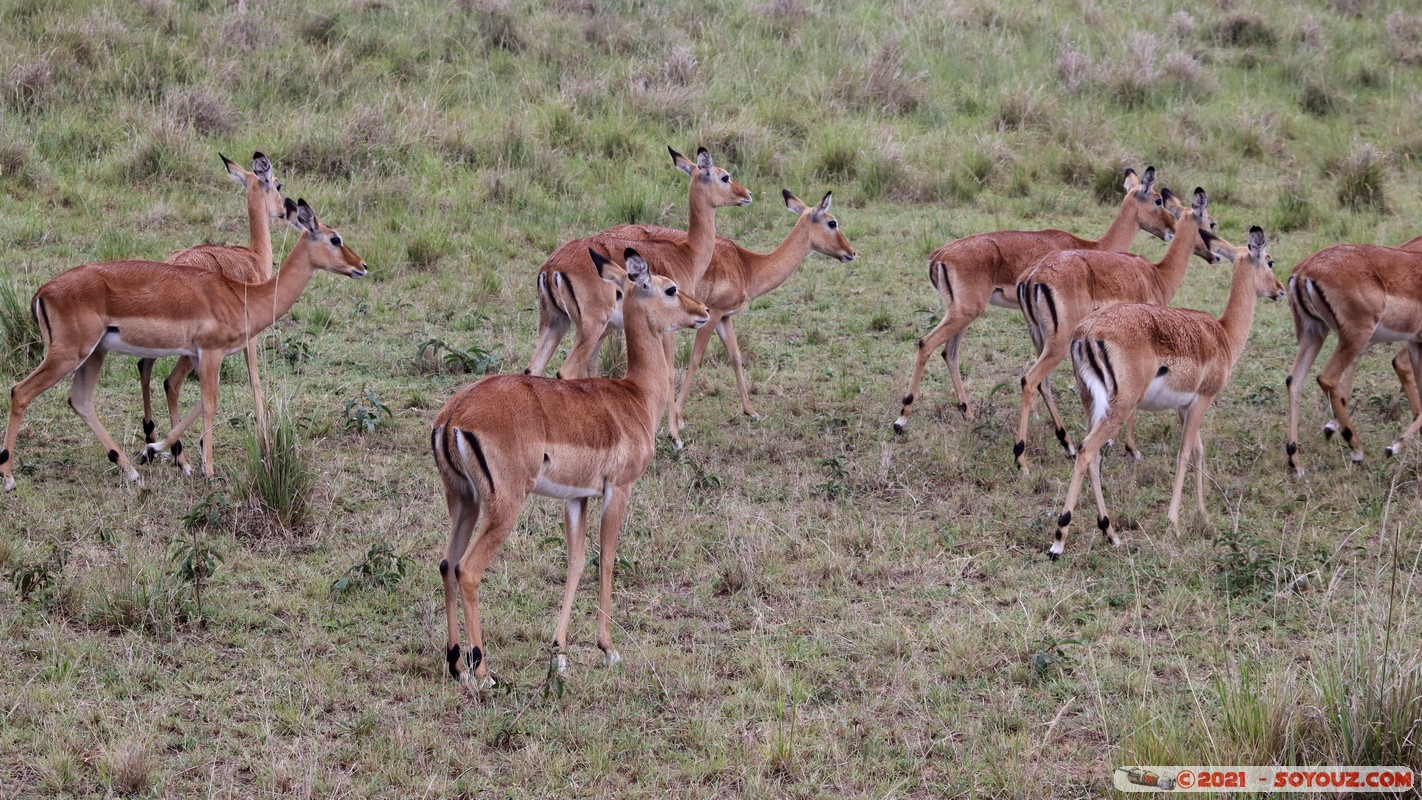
[1285,238,1422,475]
[1,199,366,490]
[433,249,709,690]
[1047,228,1280,560]
[894,166,1200,434]
[1012,188,1230,475]
[525,147,750,382]
[667,189,857,446]
[139,152,286,469]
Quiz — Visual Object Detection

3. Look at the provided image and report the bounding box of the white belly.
[1371,322,1418,344]
[100,331,195,359]
[533,473,601,500]
[1139,375,1198,412]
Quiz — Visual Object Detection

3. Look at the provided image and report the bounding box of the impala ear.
[1139,166,1157,196]
[222,153,248,187]
[1247,225,1267,257]
[282,197,301,230]
[1192,187,1208,216]
[1122,167,1139,194]
[815,191,833,221]
[1209,236,1236,264]
[670,146,694,177]
[623,248,651,290]
[252,151,272,177]
[294,198,319,235]
[783,189,808,215]
[695,147,713,173]
[1160,187,1180,216]
[589,248,614,278]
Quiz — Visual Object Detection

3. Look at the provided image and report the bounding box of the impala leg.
[661,332,685,450]
[1167,402,1210,528]
[1384,343,1422,457]
[1122,413,1141,460]
[1392,347,1421,419]
[525,305,569,377]
[163,356,194,473]
[1192,417,1208,519]
[137,358,157,444]
[3,345,96,491]
[1316,335,1369,464]
[68,348,140,483]
[560,307,613,381]
[1014,336,1073,476]
[455,500,521,691]
[550,498,589,675]
[717,316,759,421]
[441,488,479,682]
[1285,324,1326,476]
[1051,390,1137,559]
[243,339,267,445]
[1086,446,1118,547]
[595,485,629,666]
[894,292,988,432]
[673,310,720,436]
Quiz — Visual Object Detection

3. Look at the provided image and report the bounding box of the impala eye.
[720,175,729,183]
[1154,198,1163,206]
[827,220,838,229]
[330,235,342,247]
[665,285,677,297]
[276,182,283,191]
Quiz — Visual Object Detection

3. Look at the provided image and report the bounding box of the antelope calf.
[894,166,1192,434]
[433,249,710,690]
[1047,227,1283,560]
[2,199,366,490]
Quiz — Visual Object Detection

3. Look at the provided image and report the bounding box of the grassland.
[2,0,1422,796]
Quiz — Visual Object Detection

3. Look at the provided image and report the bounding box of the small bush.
[838,38,925,115]
[5,58,56,113]
[242,405,313,531]
[1272,181,1315,231]
[1056,39,1091,92]
[343,389,393,435]
[1215,13,1277,48]
[993,87,1051,131]
[299,12,342,45]
[162,87,238,136]
[1334,146,1388,212]
[813,141,859,182]
[103,742,154,796]
[124,122,200,184]
[1299,81,1338,116]
[331,541,411,595]
[1385,12,1422,65]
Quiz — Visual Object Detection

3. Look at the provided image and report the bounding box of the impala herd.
[4,148,1422,685]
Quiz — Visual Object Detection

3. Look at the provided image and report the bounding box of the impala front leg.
[551,498,589,674]
[595,485,630,666]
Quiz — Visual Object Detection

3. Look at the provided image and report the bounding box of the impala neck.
[1218,257,1260,363]
[621,300,673,425]
[1096,196,1144,251]
[745,216,813,299]
[239,243,319,340]
[1154,220,1197,303]
[247,190,274,277]
[685,179,718,285]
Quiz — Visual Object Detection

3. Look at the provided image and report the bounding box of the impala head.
[594,248,709,333]
[1122,166,1175,243]
[222,151,285,221]
[670,146,752,208]
[1162,186,1221,264]
[1210,225,1285,299]
[784,189,857,263]
[284,198,368,278]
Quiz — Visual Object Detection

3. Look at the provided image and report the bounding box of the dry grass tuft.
[839,38,926,115]
[1215,12,1277,48]
[6,57,56,112]
[1385,12,1422,65]
[105,741,155,795]
[163,87,239,137]
[1055,36,1091,92]
[1333,144,1388,212]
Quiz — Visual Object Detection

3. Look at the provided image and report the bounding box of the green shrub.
[242,404,313,531]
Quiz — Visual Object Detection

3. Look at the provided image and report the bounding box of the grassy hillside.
[2,0,1421,796]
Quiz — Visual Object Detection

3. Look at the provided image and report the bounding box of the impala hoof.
[554,653,568,674]
[4,477,15,492]
[747,413,761,422]
[1046,549,1061,562]
[672,438,684,452]
[892,417,906,434]
[461,672,496,693]
[601,649,621,668]
[1323,421,1338,440]
[1385,442,1401,457]
[1350,450,1364,464]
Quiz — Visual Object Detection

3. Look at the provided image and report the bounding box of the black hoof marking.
[1385,447,1396,458]
[453,563,461,579]
[1097,516,1111,533]
[1047,550,1061,562]
[902,393,914,406]
[446,645,461,678]
[523,368,531,375]
[1019,376,1026,388]
[958,402,968,414]
[1324,427,1335,440]
[1054,427,1069,447]
[0,449,8,466]
[143,419,156,436]
[1341,428,1353,443]
[171,440,183,457]
[467,646,483,671]
[107,449,119,464]
[1286,442,1298,456]
[1013,440,1025,457]
[1057,511,1071,527]
[916,338,924,349]
[555,371,563,380]
[892,421,905,434]
[1284,374,1292,387]
[439,559,449,577]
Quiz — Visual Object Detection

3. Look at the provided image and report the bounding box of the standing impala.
[1,199,366,490]
[893,166,1192,434]
[525,146,750,382]
[1284,239,1422,475]
[1011,188,1232,475]
[666,190,856,447]
[1047,228,1279,560]
[433,249,709,690]
[138,152,286,471]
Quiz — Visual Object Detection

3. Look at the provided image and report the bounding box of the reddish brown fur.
[434,250,709,689]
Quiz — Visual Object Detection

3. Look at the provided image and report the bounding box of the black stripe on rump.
[461,430,495,496]
[1095,340,1117,395]
[559,272,581,318]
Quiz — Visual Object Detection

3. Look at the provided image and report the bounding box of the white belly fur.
[1371,322,1418,344]
[533,472,601,500]
[100,331,195,359]
[1139,375,1198,412]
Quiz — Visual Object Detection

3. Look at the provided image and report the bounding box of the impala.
[1284,239,1422,475]
[1,199,366,490]
[1047,227,1280,560]
[1011,188,1231,475]
[139,152,286,470]
[666,189,856,446]
[892,167,1197,434]
[525,146,750,382]
[433,248,709,690]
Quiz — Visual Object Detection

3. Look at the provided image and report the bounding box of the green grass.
[3,0,1422,796]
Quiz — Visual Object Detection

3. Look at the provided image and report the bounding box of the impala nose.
[840,251,858,263]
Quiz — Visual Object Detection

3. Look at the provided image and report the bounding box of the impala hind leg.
[1166,402,1210,527]
[1384,343,1422,457]
[138,358,157,444]
[594,485,630,666]
[551,498,589,674]
[1050,391,1139,560]
[68,348,141,483]
[525,304,570,377]
[243,339,267,445]
[1392,347,1422,420]
[1285,323,1326,476]
[441,488,479,682]
[1014,337,1073,476]
[162,356,195,473]
[4,346,98,490]
[717,316,759,422]
[455,499,522,692]
[894,293,988,433]
[1316,335,1369,465]
[559,308,613,381]
[672,311,720,437]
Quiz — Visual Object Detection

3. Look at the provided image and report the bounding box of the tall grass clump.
[241,404,314,532]
[1333,145,1388,211]
[1307,638,1422,769]
[1272,179,1315,231]
[0,272,42,374]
